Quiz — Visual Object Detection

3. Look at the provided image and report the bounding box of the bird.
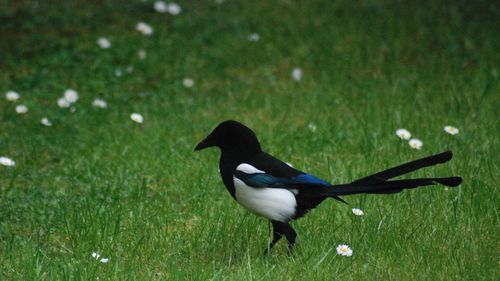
[194,120,462,254]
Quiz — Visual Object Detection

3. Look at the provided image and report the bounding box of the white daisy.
[183,78,194,88]
[92,98,107,108]
[0,156,15,167]
[64,89,78,103]
[167,3,181,15]
[136,22,153,35]
[308,123,317,132]
[336,244,353,257]
[292,67,302,81]
[100,258,110,263]
[138,49,147,60]
[396,129,411,140]
[247,33,260,42]
[57,97,71,108]
[6,91,20,101]
[130,113,144,123]
[352,208,364,216]
[409,138,423,150]
[91,252,100,259]
[15,104,28,114]
[444,126,459,135]
[41,117,52,126]
[154,1,168,13]
[97,37,111,49]
[115,69,123,77]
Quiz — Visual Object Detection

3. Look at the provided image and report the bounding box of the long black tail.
[325,151,462,197]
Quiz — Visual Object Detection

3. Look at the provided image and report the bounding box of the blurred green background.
[0,0,498,280]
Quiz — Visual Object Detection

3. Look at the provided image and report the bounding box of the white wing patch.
[233,178,297,222]
[236,163,265,174]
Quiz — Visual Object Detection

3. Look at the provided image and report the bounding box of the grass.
[0,0,498,280]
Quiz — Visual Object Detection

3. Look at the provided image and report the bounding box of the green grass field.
[1,0,498,280]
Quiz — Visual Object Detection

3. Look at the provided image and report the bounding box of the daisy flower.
[57,97,71,108]
[183,78,194,88]
[92,98,107,108]
[97,37,111,49]
[352,208,364,216]
[409,138,423,150]
[92,252,109,263]
[395,129,411,140]
[154,1,168,13]
[444,126,459,135]
[292,67,302,81]
[0,157,15,167]
[64,89,78,103]
[167,3,181,15]
[136,22,153,35]
[15,104,28,114]
[115,69,123,77]
[41,117,52,126]
[248,33,260,42]
[336,244,353,257]
[130,113,144,123]
[5,91,20,101]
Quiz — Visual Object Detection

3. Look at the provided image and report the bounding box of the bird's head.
[194,120,262,153]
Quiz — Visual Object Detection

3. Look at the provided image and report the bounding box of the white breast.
[233,177,297,222]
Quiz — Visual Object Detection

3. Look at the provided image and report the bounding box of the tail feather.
[326,151,461,198]
[327,177,462,197]
[352,151,453,185]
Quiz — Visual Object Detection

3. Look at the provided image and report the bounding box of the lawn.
[0,0,498,280]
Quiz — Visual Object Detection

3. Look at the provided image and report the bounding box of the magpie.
[194,120,462,254]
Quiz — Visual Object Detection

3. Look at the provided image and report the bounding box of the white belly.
[233,177,297,222]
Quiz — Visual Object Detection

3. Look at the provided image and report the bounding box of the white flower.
[409,138,423,150]
[308,123,317,132]
[97,37,111,49]
[247,33,260,42]
[41,117,52,126]
[0,157,15,167]
[64,89,78,103]
[167,3,181,15]
[444,125,459,135]
[57,97,71,108]
[336,244,353,257]
[138,49,147,60]
[6,91,20,101]
[130,113,144,123]
[136,22,153,35]
[396,129,411,140]
[292,67,302,81]
[92,252,100,259]
[154,1,168,13]
[126,66,134,74]
[92,98,107,108]
[352,208,364,216]
[115,69,123,77]
[100,258,110,263]
[183,78,194,88]
[15,104,28,114]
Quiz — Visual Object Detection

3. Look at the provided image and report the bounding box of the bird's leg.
[264,221,297,255]
[264,221,284,255]
[282,223,297,255]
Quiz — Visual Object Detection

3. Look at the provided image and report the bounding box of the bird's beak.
[194,137,214,151]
